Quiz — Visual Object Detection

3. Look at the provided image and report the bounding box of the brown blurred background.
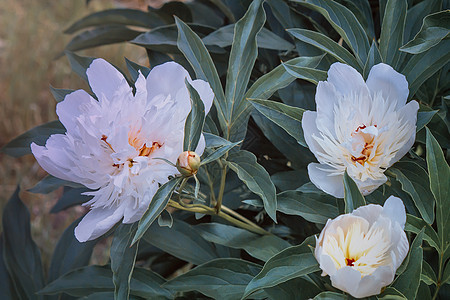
[0,0,165,270]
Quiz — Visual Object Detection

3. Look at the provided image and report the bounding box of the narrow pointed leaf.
[65,51,95,82]
[175,18,227,129]
[405,214,440,251]
[201,141,240,165]
[426,128,450,250]
[242,237,319,299]
[132,177,182,244]
[282,63,328,85]
[29,175,83,194]
[400,11,450,54]
[50,86,75,103]
[363,41,382,79]
[125,58,150,83]
[226,150,277,222]
[164,258,262,300]
[343,170,366,213]
[287,28,362,72]
[249,99,306,146]
[416,110,438,132]
[111,223,139,300]
[184,79,205,151]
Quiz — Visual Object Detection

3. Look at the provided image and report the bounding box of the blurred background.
[0,0,165,269]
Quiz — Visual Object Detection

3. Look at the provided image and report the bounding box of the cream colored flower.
[31,59,213,242]
[302,63,419,197]
[315,196,409,298]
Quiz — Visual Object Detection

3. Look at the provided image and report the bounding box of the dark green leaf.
[195,223,290,261]
[401,11,450,54]
[29,175,83,194]
[282,62,328,85]
[426,128,450,250]
[65,51,95,82]
[292,0,369,65]
[313,291,348,299]
[405,214,440,251]
[226,150,277,222]
[442,259,450,284]
[203,24,294,51]
[125,58,150,83]
[48,217,97,283]
[64,9,164,33]
[175,18,227,130]
[50,187,91,213]
[201,141,240,165]
[379,0,407,67]
[249,99,306,146]
[242,237,319,299]
[421,261,437,285]
[204,132,233,148]
[393,229,424,300]
[157,210,173,228]
[111,223,139,300]
[343,170,366,213]
[389,162,435,224]
[245,55,324,100]
[132,177,182,244]
[377,287,407,299]
[1,120,65,157]
[50,86,75,103]
[184,80,205,151]
[0,236,15,299]
[363,41,382,79]
[225,0,266,141]
[164,258,262,300]
[2,187,45,299]
[264,276,321,300]
[66,25,141,52]
[277,191,339,224]
[416,110,438,132]
[403,0,442,43]
[143,219,219,265]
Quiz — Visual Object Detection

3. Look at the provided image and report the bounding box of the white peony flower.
[31,59,213,242]
[314,196,409,298]
[302,63,419,198]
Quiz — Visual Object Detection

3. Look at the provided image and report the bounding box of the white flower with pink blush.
[302,63,419,198]
[31,59,213,242]
[314,196,409,298]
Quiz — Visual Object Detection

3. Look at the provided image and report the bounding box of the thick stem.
[221,205,257,227]
[432,251,444,300]
[215,166,227,213]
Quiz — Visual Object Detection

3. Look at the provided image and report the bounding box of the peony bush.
[1,0,449,299]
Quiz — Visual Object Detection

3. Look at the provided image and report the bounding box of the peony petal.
[382,196,406,228]
[366,63,409,110]
[352,203,383,226]
[355,176,387,196]
[86,58,131,101]
[330,266,362,297]
[74,205,124,242]
[314,81,338,136]
[318,254,339,277]
[355,265,394,298]
[308,163,345,198]
[326,62,368,97]
[56,90,97,137]
[302,111,327,159]
[146,61,191,103]
[195,134,206,156]
[191,79,214,115]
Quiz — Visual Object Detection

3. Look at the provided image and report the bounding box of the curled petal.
[308,163,344,198]
[74,206,125,242]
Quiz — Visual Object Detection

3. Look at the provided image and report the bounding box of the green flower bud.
[176,151,201,177]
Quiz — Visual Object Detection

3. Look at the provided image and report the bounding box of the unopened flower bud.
[176,151,201,176]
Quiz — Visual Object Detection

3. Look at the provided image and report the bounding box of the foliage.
[0,0,449,299]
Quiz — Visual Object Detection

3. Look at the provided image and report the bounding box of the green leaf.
[28,174,83,194]
[48,217,97,283]
[363,41,382,79]
[287,28,362,72]
[195,223,290,261]
[379,0,407,67]
[0,236,15,299]
[226,150,277,222]
[2,187,45,299]
[143,219,219,265]
[282,62,328,85]
[50,86,75,103]
[50,187,91,213]
[292,0,369,65]
[377,287,407,299]
[39,265,172,299]
[201,141,241,165]
[402,39,450,98]
[242,237,319,299]
[426,128,450,250]
[184,79,206,151]
[313,292,348,299]
[164,258,262,300]
[64,8,164,33]
[264,276,321,300]
[421,261,437,285]
[400,11,450,54]
[111,223,139,300]
[225,0,266,140]
[132,177,182,245]
[405,214,440,251]
[245,55,324,100]
[175,18,227,130]
[393,229,424,300]
[1,120,65,157]
[125,58,150,83]
[442,260,450,284]
[157,210,173,228]
[276,191,339,224]
[204,132,233,148]
[343,170,366,213]
[66,25,141,52]
[203,24,294,51]
[249,99,306,146]
[389,161,435,224]
[416,110,438,132]
[65,51,95,82]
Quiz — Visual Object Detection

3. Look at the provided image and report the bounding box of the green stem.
[432,251,444,300]
[221,205,257,227]
[215,166,227,213]
[177,177,189,194]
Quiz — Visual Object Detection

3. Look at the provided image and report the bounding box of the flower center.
[348,124,378,165]
[322,218,391,277]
